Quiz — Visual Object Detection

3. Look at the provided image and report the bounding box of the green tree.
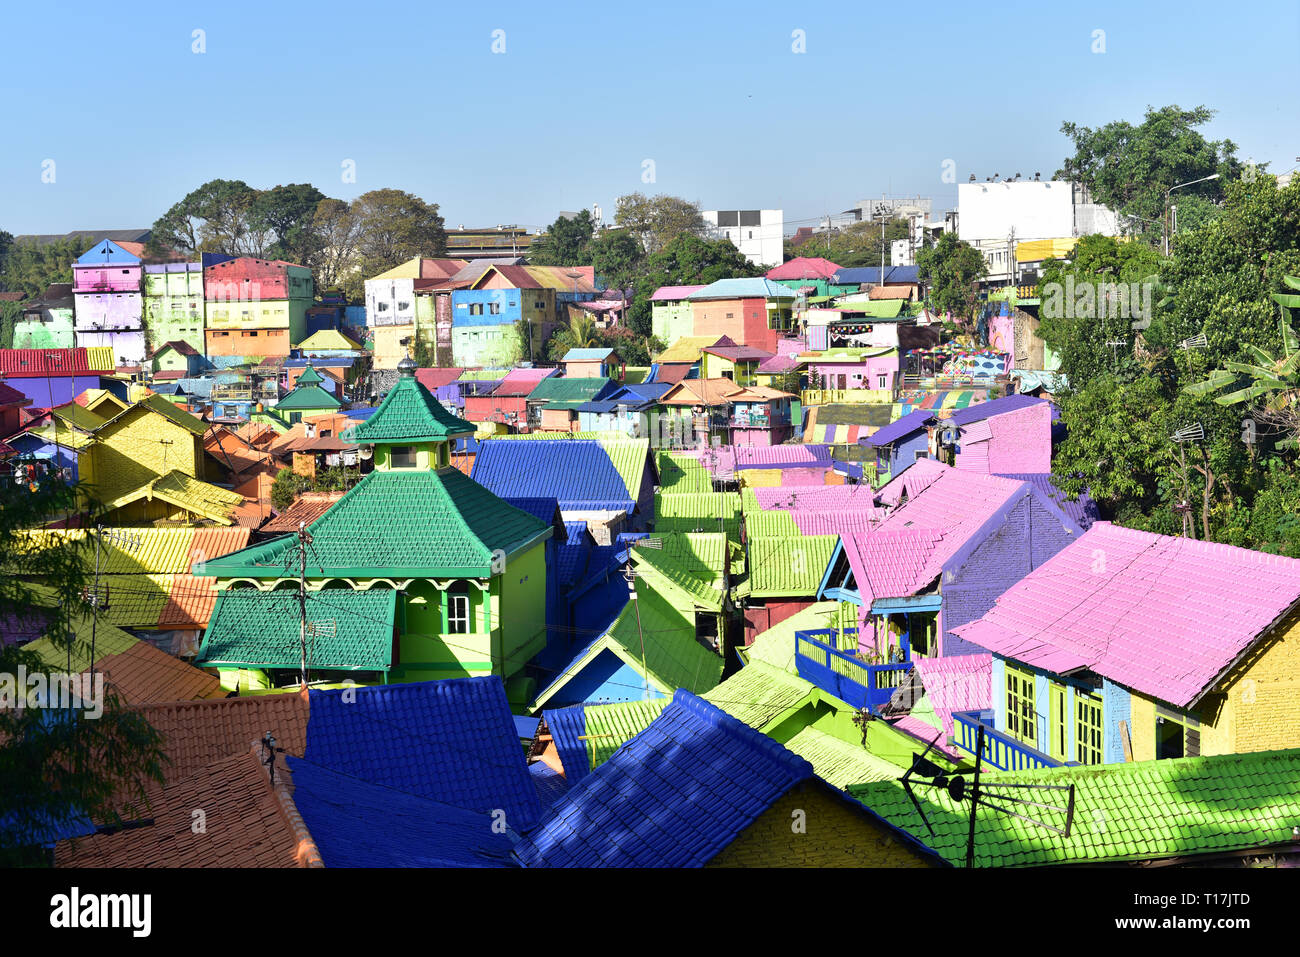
[0,478,166,866]
[0,237,89,298]
[1057,104,1242,239]
[625,232,763,337]
[350,188,447,287]
[308,198,362,293]
[614,193,706,255]
[148,178,263,257]
[589,228,644,289]
[916,232,987,320]
[252,183,327,265]
[783,218,909,268]
[529,211,596,266]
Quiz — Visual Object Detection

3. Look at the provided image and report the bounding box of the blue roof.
[543,705,590,785]
[286,758,516,867]
[303,677,543,830]
[503,496,562,526]
[512,690,813,867]
[860,408,933,447]
[686,278,798,301]
[994,473,1100,530]
[831,265,919,285]
[344,405,380,421]
[471,440,635,513]
[514,714,541,740]
[563,347,616,361]
[529,760,572,810]
[75,239,140,265]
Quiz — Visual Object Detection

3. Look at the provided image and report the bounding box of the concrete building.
[204,258,313,358]
[702,210,784,268]
[72,239,146,364]
[13,284,75,350]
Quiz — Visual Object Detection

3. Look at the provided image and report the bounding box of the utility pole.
[297,521,312,688]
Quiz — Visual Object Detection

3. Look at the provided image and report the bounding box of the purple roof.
[860,408,933,448]
[943,394,1055,426]
[994,473,1100,530]
[953,523,1300,708]
[650,285,706,301]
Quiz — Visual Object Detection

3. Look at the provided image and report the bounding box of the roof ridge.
[669,689,814,780]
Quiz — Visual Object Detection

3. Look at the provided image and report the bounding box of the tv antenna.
[898,728,1076,868]
[1178,333,1208,350]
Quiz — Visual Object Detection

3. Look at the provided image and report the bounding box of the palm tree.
[1184,276,1300,448]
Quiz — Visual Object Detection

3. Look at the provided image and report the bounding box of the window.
[470,303,484,316]
[1005,666,1036,747]
[397,301,411,311]
[1076,693,1103,764]
[390,446,417,468]
[1155,706,1198,760]
[447,582,472,634]
[489,302,501,315]
[877,374,888,389]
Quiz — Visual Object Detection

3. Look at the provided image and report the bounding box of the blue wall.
[451,290,523,327]
[1102,678,1131,765]
[551,649,665,707]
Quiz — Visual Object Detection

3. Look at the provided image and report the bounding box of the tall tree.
[0,479,166,866]
[148,179,263,257]
[1057,104,1242,237]
[916,232,987,320]
[614,193,706,255]
[529,211,596,266]
[589,228,644,290]
[252,183,327,265]
[0,237,86,298]
[625,232,762,336]
[309,198,363,293]
[351,188,447,277]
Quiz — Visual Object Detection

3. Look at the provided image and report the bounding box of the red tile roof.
[0,348,109,377]
[766,257,841,281]
[84,641,224,705]
[261,492,346,533]
[414,368,466,389]
[474,264,543,290]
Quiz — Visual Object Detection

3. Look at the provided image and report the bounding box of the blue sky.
[1,0,1296,236]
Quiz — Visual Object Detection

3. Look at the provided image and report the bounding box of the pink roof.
[912,653,992,741]
[951,523,1300,708]
[891,715,959,757]
[650,285,705,301]
[414,368,465,389]
[754,485,877,512]
[493,367,559,395]
[766,257,841,281]
[792,511,885,538]
[732,445,831,469]
[841,528,946,603]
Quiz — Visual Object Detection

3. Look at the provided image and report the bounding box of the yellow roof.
[1016,237,1078,263]
[84,346,116,372]
[19,527,195,573]
[654,336,718,363]
[103,471,243,525]
[299,329,363,351]
[369,257,425,280]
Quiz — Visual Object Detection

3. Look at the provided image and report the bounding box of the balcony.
[794,628,911,710]
[950,710,1062,771]
[801,388,895,406]
[729,413,789,430]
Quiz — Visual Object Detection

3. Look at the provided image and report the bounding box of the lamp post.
[1163,174,1220,255]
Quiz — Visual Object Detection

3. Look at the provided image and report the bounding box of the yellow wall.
[706,785,937,868]
[373,324,415,369]
[85,411,204,500]
[1219,608,1300,753]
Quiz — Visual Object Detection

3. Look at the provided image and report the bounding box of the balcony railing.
[794,628,911,710]
[730,414,789,429]
[801,388,896,406]
[951,710,1061,771]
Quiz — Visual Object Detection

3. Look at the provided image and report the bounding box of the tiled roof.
[649,284,705,301]
[733,444,832,470]
[653,491,743,538]
[858,408,933,447]
[701,660,817,731]
[303,678,543,829]
[743,509,801,538]
[766,257,841,281]
[55,752,307,868]
[512,690,813,867]
[492,367,559,396]
[743,535,838,598]
[91,640,224,704]
[942,393,1052,427]
[526,376,616,404]
[654,335,720,363]
[631,532,730,611]
[197,588,397,671]
[910,653,992,741]
[659,377,745,406]
[93,392,208,436]
[839,528,946,602]
[784,727,903,789]
[413,367,466,390]
[951,523,1300,708]
[260,492,346,534]
[276,384,341,412]
[103,470,244,525]
[342,371,474,444]
[136,694,310,787]
[656,451,714,492]
[200,469,551,578]
[701,336,774,362]
[471,440,635,513]
[544,699,669,784]
[286,758,516,867]
[850,749,1300,867]
[523,265,598,293]
[686,278,798,300]
[0,348,113,377]
[529,761,572,812]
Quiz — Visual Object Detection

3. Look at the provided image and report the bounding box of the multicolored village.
[3,61,1299,875]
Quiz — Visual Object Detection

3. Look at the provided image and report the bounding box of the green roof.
[197,588,397,671]
[742,601,841,672]
[52,402,109,434]
[742,510,802,538]
[201,469,551,578]
[701,660,817,732]
[22,605,138,673]
[653,491,743,538]
[531,585,723,710]
[631,532,730,612]
[342,371,475,445]
[581,699,669,769]
[741,535,838,598]
[526,377,614,403]
[295,364,324,385]
[849,749,1300,867]
[785,727,904,789]
[598,439,651,502]
[656,451,713,492]
[275,384,342,412]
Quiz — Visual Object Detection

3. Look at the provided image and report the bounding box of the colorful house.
[948,522,1300,770]
[273,364,342,424]
[72,239,145,364]
[686,278,798,354]
[735,534,839,644]
[525,376,619,431]
[462,366,557,427]
[450,266,556,368]
[143,260,212,356]
[77,393,217,504]
[149,340,206,379]
[560,347,619,379]
[197,359,553,698]
[365,258,467,369]
[12,283,75,350]
[809,347,899,393]
[699,336,772,386]
[514,690,944,868]
[649,284,705,345]
[204,258,313,358]
[573,381,671,435]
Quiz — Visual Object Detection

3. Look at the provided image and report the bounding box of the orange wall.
[206,328,291,357]
[691,297,778,353]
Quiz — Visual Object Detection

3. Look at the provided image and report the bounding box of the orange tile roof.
[135,693,311,788]
[158,574,220,628]
[55,751,315,868]
[261,492,345,533]
[86,640,224,705]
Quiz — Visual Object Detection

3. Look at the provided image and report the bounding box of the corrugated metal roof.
[744,535,838,597]
[649,284,705,301]
[471,440,635,513]
[0,348,111,377]
[766,257,842,281]
[685,278,798,300]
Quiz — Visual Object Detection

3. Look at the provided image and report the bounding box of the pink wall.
[985,402,1052,473]
[988,315,1014,355]
[73,265,142,293]
[813,354,899,389]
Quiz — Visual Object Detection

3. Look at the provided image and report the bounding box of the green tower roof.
[295,363,325,385]
[343,363,475,445]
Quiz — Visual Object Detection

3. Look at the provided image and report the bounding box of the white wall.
[958,182,1074,243]
[364,278,417,328]
[703,209,784,268]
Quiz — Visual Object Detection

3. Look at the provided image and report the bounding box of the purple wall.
[75,329,146,364]
[9,375,102,408]
[939,492,1080,657]
[75,293,143,331]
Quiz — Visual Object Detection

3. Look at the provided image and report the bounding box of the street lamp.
[1164,174,1220,255]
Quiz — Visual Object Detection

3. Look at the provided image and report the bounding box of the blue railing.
[794,629,911,710]
[951,710,1061,771]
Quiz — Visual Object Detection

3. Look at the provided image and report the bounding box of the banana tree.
[1183,276,1300,449]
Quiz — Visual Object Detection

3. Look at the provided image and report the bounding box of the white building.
[957,180,1120,286]
[702,209,784,268]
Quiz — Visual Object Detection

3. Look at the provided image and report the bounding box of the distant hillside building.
[204,258,313,358]
[703,210,784,268]
[72,239,146,364]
